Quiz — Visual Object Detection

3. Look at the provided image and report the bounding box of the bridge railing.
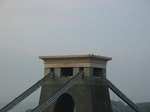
[32,71,84,112]
[107,79,144,112]
[0,72,55,112]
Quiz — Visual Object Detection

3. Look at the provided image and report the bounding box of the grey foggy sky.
[0,0,150,107]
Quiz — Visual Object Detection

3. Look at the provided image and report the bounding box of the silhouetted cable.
[107,79,144,112]
[0,72,55,112]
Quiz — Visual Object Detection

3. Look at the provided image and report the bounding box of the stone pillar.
[73,67,79,75]
[55,68,61,77]
[84,67,94,79]
[38,55,112,112]
[44,68,50,76]
[103,68,106,79]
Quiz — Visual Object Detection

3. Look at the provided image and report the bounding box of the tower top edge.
[39,54,112,61]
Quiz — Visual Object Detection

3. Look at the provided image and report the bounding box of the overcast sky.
[0,0,150,110]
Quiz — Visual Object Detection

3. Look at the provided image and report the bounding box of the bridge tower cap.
[39,54,112,60]
[39,54,112,68]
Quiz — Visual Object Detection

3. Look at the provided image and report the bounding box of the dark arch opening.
[53,93,75,112]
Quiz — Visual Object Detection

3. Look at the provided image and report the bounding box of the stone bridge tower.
[38,54,112,112]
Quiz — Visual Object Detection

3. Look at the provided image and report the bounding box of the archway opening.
[53,93,75,112]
